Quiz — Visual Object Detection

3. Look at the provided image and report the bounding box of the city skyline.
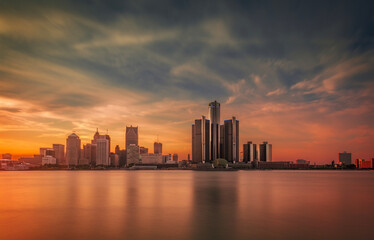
[0,1,373,163]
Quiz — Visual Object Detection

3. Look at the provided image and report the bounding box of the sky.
[0,0,373,163]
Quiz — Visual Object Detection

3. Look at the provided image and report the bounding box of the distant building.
[154,142,162,154]
[339,152,352,165]
[243,141,257,162]
[42,156,57,165]
[96,137,110,166]
[162,155,169,163]
[2,153,11,160]
[223,116,239,163]
[192,116,210,163]
[141,153,163,164]
[140,146,148,154]
[259,141,272,162]
[127,144,140,165]
[355,159,373,169]
[172,153,178,162]
[53,144,65,165]
[187,153,190,162]
[219,125,225,158]
[83,143,96,165]
[296,159,310,164]
[208,100,220,161]
[126,126,138,148]
[66,133,81,166]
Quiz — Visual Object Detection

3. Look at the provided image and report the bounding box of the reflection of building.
[66,133,81,166]
[96,138,110,166]
[223,117,239,163]
[339,152,352,165]
[53,144,65,165]
[154,142,162,154]
[259,141,272,162]
[192,116,210,163]
[126,126,138,148]
[243,141,257,162]
[127,144,140,165]
[208,100,220,161]
[355,158,373,169]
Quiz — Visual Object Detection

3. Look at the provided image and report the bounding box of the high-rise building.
[243,141,257,162]
[127,144,140,165]
[223,117,239,163]
[91,129,111,153]
[53,144,65,165]
[126,126,138,148]
[66,133,81,166]
[339,151,352,165]
[154,142,162,154]
[96,137,110,166]
[208,100,220,161]
[219,125,225,158]
[83,143,96,166]
[259,141,272,162]
[192,116,210,163]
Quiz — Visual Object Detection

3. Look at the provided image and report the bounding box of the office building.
[53,144,65,165]
[223,117,239,163]
[243,141,257,162]
[126,126,138,148]
[154,142,162,154]
[140,153,163,164]
[259,141,272,162]
[192,116,210,163]
[172,153,178,162]
[339,151,352,165]
[96,137,110,166]
[42,155,56,165]
[83,143,96,166]
[208,100,220,161]
[66,133,81,166]
[91,129,111,153]
[127,144,140,165]
[219,125,225,158]
[355,158,373,169]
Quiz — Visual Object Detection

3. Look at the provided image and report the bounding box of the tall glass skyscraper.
[208,101,220,161]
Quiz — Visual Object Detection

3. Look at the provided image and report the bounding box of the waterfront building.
[243,141,257,163]
[66,133,81,166]
[140,153,163,164]
[208,100,220,161]
[154,142,162,154]
[83,143,96,166]
[127,144,140,165]
[126,126,138,148]
[96,137,110,166]
[355,158,373,169]
[53,144,65,165]
[223,116,239,163]
[172,153,178,162]
[192,116,210,163]
[42,155,57,165]
[2,153,11,160]
[259,141,272,162]
[339,151,352,165]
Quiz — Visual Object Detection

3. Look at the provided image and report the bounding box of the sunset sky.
[0,0,373,163]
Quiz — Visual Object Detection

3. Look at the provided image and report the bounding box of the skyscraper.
[154,142,162,154]
[339,151,352,165]
[243,141,257,162]
[219,125,225,158]
[83,143,96,166]
[127,144,140,165]
[126,126,138,148]
[96,137,110,166]
[192,116,210,163]
[53,144,65,165]
[66,133,81,166]
[208,100,220,161]
[223,117,239,163]
[259,141,272,162]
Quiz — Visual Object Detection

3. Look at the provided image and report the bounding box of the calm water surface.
[1,170,374,240]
